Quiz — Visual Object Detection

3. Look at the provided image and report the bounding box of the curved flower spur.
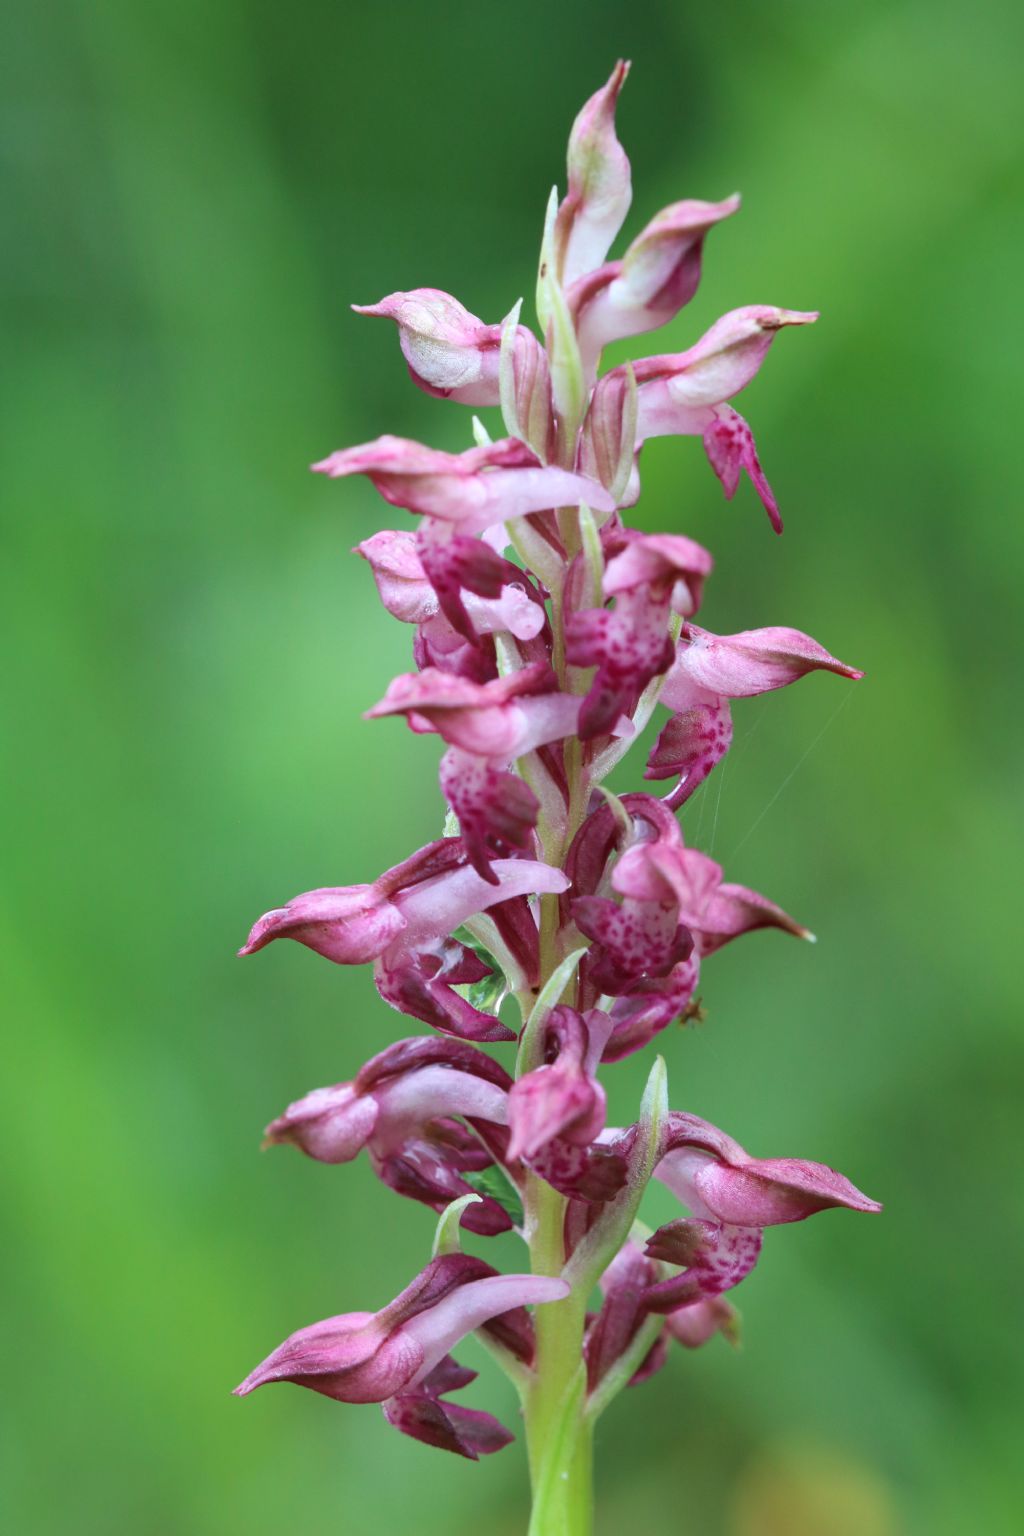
[236,60,879,1535]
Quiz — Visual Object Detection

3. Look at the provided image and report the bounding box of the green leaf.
[452,924,509,1015]
[431,1193,484,1258]
[462,1164,524,1228]
[517,946,588,1074]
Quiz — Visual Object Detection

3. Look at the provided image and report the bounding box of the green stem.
[524,1176,592,1536]
[520,623,596,1534]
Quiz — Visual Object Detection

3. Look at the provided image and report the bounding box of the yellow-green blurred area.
[3,1,1021,1532]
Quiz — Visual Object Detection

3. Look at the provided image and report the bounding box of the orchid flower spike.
[236,58,878,1512]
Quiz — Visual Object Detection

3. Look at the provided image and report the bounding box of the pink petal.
[645,695,734,808]
[393,857,568,948]
[355,1034,513,1094]
[665,1295,739,1349]
[612,842,721,918]
[402,1272,569,1386]
[506,1006,606,1159]
[372,1066,509,1146]
[703,405,782,531]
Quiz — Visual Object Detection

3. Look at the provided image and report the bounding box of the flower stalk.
[233,61,880,1534]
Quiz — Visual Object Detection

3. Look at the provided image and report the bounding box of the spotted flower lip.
[565,530,712,739]
[582,306,817,531]
[647,622,862,808]
[506,1006,613,1160]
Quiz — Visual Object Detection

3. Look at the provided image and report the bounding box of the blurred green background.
[3,1,1022,1532]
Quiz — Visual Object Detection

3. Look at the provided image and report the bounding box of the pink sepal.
[314,434,614,532]
[235,1255,567,1408]
[439,747,540,882]
[657,1112,882,1224]
[630,306,819,405]
[555,60,632,286]
[645,694,733,808]
[239,884,407,966]
[572,195,741,368]
[263,1084,379,1163]
[353,288,504,406]
[694,883,811,956]
[665,623,862,700]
